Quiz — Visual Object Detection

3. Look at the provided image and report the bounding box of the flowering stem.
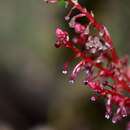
[68,0,119,63]
[44,0,130,127]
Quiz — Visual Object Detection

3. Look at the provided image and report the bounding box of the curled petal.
[69,13,86,28]
[70,60,85,81]
[105,95,112,119]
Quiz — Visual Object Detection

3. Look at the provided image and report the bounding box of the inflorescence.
[44,0,130,126]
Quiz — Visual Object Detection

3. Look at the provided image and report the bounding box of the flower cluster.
[44,0,130,127]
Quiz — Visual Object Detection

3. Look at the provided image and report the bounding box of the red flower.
[45,0,130,128]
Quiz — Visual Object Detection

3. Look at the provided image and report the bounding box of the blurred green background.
[0,0,130,130]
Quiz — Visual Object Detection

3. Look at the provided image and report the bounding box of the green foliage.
[58,0,68,7]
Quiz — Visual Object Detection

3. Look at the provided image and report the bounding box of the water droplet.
[69,80,74,84]
[62,70,68,74]
[91,96,96,102]
[105,114,110,119]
